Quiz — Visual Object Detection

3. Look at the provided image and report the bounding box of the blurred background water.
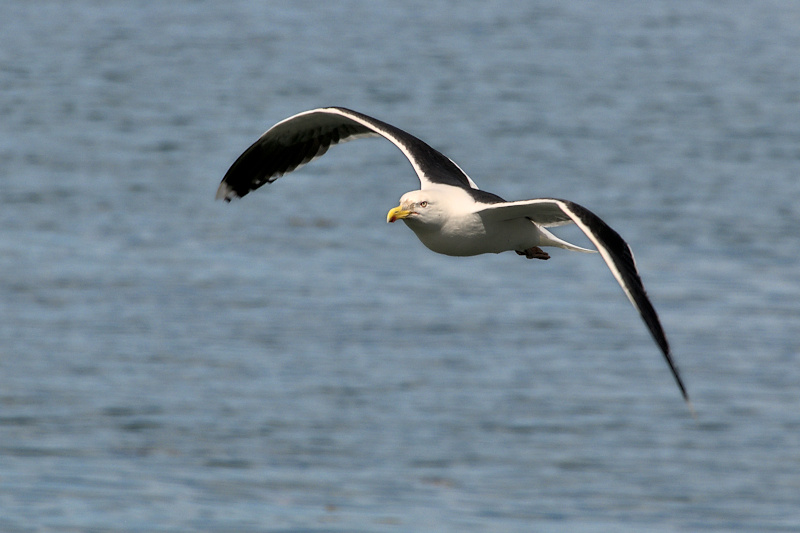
[1,1,799,531]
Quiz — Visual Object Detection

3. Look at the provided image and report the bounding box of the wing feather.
[217,107,478,201]
[478,198,690,405]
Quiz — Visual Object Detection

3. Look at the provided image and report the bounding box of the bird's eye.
[419,201,428,208]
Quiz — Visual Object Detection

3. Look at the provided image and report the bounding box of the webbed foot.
[516,247,550,260]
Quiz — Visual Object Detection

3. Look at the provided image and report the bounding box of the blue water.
[2,1,800,531]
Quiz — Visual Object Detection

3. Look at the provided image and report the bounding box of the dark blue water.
[2,1,799,531]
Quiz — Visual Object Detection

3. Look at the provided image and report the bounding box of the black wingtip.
[662,348,695,417]
[677,379,695,417]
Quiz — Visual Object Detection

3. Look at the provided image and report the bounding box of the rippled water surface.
[2,1,800,531]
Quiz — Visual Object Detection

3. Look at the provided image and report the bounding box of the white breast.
[405,212,542,257]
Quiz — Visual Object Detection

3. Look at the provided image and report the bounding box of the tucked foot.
[516,247,550,260]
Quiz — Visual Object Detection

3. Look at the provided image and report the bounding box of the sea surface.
[2,1,799,531]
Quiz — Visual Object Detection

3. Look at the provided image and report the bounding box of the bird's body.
[389,187,591,258]
[217,106,692,410]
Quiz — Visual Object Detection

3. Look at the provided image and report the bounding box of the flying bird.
[217,106,691,410]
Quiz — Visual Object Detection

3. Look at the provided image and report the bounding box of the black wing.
[217,107,478,201]
[478,198,692,408]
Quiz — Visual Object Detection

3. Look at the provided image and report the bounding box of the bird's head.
[386,190,448,228]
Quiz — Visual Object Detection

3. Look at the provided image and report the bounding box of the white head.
[386,189,452,230]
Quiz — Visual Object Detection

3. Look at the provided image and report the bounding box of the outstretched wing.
[217,107,478,201]
[477,198,691,406]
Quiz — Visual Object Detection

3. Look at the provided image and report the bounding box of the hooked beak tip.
[386,206,411,223]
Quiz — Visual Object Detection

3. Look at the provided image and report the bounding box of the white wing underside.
[477,198,640,312]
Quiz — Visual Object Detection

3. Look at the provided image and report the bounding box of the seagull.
[217,106,691,411]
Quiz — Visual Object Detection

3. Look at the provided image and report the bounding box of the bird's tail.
[538,227,595,253]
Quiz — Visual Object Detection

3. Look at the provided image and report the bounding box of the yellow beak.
[386,205,413,223]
